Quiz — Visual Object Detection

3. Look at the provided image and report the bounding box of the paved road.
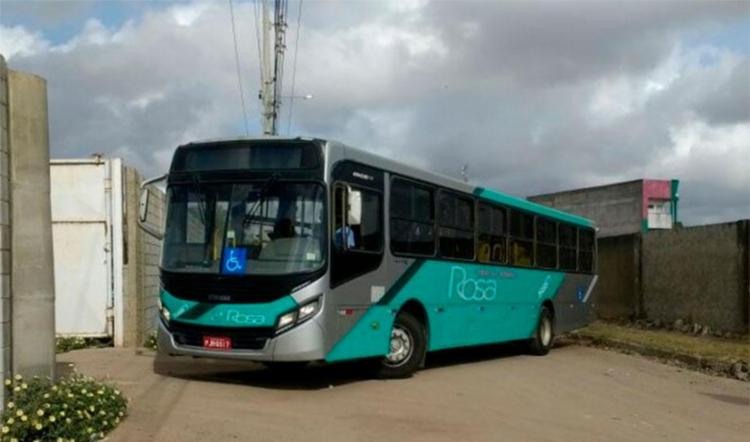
[60,343,749,442]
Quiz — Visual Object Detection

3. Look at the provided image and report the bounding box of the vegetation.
[143,331,158,351]
[55,337,110,354]
[2,374,127,442]
[576,322,749,361]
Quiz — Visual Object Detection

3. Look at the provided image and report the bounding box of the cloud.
[0,25,49,58]
[2,0,748,225]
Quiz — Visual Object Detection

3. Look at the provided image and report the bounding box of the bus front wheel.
[375,311,426,379]
[528,305,554,356]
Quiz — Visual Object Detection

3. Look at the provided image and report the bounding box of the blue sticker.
[222,247,248,275]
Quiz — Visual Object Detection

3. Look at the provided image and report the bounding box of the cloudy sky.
[1,0,748,225]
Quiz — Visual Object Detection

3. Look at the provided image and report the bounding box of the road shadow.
[424,340,533,370]
[154,354,374,390]
[699,392,750,407]
[153,339,546,390]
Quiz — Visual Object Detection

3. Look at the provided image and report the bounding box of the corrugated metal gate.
[50,159,124,340]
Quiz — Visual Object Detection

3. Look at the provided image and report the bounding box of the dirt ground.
[59,343,749,442]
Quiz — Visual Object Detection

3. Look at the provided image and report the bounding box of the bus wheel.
[528,305,554,356]
[376,311,426,379]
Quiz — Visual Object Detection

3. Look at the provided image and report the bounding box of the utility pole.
[259,0,288,136]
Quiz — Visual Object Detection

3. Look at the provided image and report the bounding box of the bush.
[143,331,158,351]
[55,337,89,354]
[2,374,127,442]
[56,337,113,355]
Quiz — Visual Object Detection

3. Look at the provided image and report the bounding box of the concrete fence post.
[8,68,56,379]
[0,56,12,403]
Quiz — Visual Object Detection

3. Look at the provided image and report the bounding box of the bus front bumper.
[157,316,327,362]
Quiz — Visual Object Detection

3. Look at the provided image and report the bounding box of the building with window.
[528,179,680,238]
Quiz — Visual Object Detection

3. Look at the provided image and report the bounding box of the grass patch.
[576,322,749,362]
[2,374,127,441]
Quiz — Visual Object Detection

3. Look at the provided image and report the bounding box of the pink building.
[528,179,680,238]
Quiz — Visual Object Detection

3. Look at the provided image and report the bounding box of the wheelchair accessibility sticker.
[222,247,247,275]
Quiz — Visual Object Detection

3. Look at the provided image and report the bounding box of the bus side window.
[578,228,595,272]
[558,224,577,271]
[333,184,382,253]
[536,217,558,269]
[478,203,507,264]
[509,210,534,267]
[390,178,435,256]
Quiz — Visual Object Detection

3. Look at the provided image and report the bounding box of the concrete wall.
[122,168,164,346]
[593,234,639,319]
[641,221,749,332]
[141,181,164,338]
[0,56,11,403]
[8,69,56,377]
[529,180,644,238]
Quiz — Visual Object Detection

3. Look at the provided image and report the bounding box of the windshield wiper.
[242,173,280,226]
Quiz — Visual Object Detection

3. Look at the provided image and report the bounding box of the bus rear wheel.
[528,305,554,356]
[375,311,426,379]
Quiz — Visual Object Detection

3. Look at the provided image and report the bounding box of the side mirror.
[138,174,167,240]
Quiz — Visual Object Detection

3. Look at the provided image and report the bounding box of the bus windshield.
[162,181,326,275]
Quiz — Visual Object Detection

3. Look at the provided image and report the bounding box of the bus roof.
[331,140,595,229]
[176,136,595,229]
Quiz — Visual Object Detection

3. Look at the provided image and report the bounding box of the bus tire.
[528,305,554,356]
[375,311,426,379]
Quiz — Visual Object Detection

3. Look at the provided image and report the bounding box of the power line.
[228,0,250,136]
[287,0,303,135]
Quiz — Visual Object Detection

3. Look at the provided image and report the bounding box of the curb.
[564,333,749,382]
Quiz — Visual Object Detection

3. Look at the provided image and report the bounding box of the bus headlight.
[158,298,171,322]
[298,299,319,321]
[277,312,297,331]
[276,298,321,333]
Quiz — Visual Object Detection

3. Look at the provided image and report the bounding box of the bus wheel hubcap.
[386,326,413,366]
[541,316,552,346]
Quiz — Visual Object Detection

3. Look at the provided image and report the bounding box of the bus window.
[558,224,577,271]
[437,191,474,260]
[578,228,595,272]
[536,217,557,269]
[478,203,506,264]
[390,178,435,256]
[509,210,534,267]
[334,185,382,252]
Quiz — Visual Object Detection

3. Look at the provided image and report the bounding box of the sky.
[0,0,748,225]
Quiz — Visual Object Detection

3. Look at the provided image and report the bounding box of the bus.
[141,137,597,378]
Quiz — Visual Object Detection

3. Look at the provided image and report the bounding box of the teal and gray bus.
[146,137,597,378]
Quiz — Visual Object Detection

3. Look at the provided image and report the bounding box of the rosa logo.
[226,310,266,325]
[449,266,497,302]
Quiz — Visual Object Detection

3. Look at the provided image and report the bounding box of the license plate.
[203,336,232,350]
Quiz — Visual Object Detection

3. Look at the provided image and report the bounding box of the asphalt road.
[60,343,749,442]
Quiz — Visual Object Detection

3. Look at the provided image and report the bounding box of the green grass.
[575,323,749,362]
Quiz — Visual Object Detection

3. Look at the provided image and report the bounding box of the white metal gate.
[50,159,123,340]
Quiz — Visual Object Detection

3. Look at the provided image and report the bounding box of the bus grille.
[167,321,274,351]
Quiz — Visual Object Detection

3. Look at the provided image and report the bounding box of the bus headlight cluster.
[158,298,171,322]
[276,298,321,333]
